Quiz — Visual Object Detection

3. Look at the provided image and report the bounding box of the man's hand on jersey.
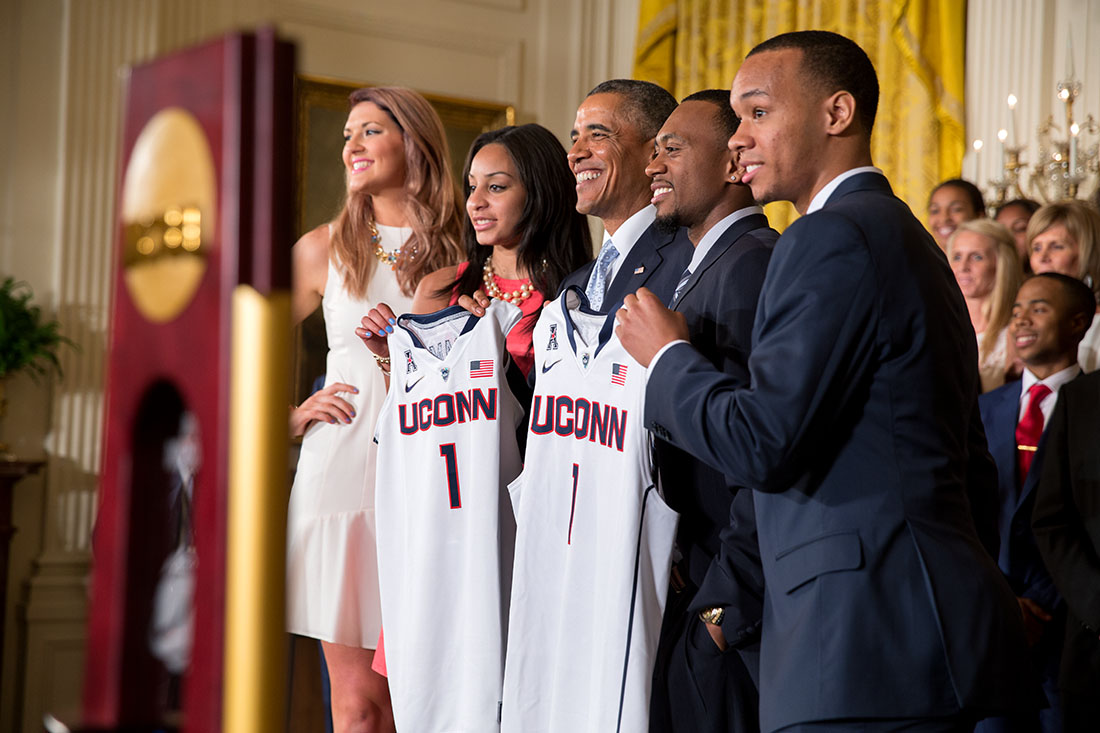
[356,303,397,358]
[290,383,358,437]
[615,287,688,367]
[456,289,491,317]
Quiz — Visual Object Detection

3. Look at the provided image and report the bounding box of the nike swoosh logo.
[405,376,425,393]
[542,359,562,374]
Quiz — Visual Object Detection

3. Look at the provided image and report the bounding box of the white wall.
[965,0,1100,205]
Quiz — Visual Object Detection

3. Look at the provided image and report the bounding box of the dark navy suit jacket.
[646,172,1037,731]
[658,213,775,614]
[978,378,1068,733]
[1033,370,1100,728]
[558,218,691,308]
[649,213,775,733]
[979,379,1065,610]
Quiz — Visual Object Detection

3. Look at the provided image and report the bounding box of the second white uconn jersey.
[501,287,678,733]
[375,301,523,733]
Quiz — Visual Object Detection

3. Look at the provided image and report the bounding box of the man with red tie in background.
[977,272,1097,733]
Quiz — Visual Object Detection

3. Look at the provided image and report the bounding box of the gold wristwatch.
[699,606,725,626]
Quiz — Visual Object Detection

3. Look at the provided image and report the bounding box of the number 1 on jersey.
[567,463,579,544]
[440,443,461,509]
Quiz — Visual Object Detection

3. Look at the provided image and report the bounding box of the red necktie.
[1016,383,1052,482]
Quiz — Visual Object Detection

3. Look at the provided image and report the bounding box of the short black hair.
[681,89,740,141]
[586,79,677,140]
[930,178,985,214]
[995,198,1040,218]
[1027,272,1098,338]
[747,30,879,135]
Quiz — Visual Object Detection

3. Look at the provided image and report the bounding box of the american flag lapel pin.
[611,362,628,385]
[470,359,493,378]
[633,265,645,274]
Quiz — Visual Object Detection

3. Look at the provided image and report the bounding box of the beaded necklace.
[482,255,534,304]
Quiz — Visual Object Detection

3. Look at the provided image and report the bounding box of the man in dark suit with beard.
[618,30,1036,732]
[642,89,776,733]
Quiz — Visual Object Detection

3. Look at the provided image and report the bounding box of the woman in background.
[1027,199,1100,372]
[928,178,985,251]
[287,86,462,733]
[995,198,1041,269]
[947,218,1022,392]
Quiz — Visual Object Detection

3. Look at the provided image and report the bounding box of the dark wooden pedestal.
[0,458,44,694]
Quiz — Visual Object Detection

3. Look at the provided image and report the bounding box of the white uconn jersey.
[375,301,523,733]
[502,287,678,733]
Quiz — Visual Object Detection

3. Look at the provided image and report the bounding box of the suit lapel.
[987,383,1022,494]
[604,223,672,307]
[675,213,769,309]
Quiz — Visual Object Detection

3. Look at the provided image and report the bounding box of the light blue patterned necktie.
[670,265,692,307]
[586,238,619,311]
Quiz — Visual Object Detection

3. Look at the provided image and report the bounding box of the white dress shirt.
[600,205,657,286]
[805,166,885,214]
[1018,363,1081,426]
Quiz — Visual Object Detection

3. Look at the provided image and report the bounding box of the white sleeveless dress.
[287,223,414,647]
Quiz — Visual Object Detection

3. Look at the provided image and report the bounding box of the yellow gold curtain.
[634,0,967,230]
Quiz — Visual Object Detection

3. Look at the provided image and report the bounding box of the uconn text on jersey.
[529,395,628,452]
[398,387,497,435]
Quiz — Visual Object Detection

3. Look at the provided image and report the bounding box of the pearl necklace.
[369,219,402,269]
[482,256,534,304]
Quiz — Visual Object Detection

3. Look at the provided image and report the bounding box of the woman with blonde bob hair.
[947,218,1023,391]
[286,86,462,732]
[1027,200,1100,371]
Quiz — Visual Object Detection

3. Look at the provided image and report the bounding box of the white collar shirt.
[1018,364,1081,427]
[686,205,765,273]
[601,205,657,284]
[805,166,885,214]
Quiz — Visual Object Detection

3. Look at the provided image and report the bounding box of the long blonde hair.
[948,218,1022,361]
[331,86,464,297]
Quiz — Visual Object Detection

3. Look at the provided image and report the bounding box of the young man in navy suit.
[617,30,1036,732]
[644,90,776,733]
[978,272,1096,733]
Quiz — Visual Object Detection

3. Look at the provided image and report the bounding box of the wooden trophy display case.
[68,28,295,733]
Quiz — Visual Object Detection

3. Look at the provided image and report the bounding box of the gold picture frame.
[291,75,515,404]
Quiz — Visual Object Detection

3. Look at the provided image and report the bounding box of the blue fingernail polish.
[328,418,337,424]
[388,318,396,325]
[377,330,386,337]
[352,387,359,393]
[386,326,393,333]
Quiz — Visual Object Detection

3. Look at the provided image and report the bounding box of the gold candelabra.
[976,49,1098,209]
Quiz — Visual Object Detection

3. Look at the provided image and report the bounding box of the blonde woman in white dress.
[287,86,463,733]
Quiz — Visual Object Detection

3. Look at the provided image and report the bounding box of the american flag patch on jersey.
[470,359,494,378]
[611,362,628,385]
